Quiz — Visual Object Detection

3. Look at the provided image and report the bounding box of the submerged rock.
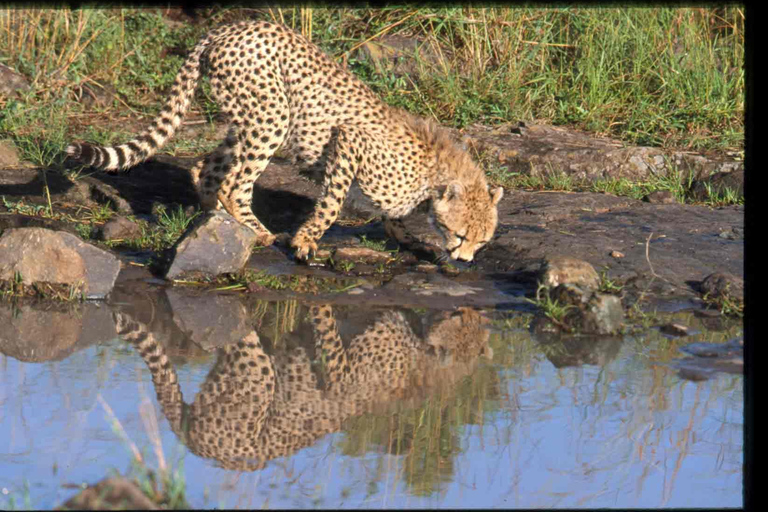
[0,227,120,299]
[532,283,623,335]
[672,337,743,381]
[60,476,159,510]
[165,210,261,280]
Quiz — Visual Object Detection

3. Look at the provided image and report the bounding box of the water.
[0,293,743,509]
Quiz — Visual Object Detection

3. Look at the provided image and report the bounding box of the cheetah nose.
[451,248,474,262]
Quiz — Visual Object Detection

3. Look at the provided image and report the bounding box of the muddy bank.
[0,125,743,311]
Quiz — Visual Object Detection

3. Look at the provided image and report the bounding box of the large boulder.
[165,211,261,280]
[0,227,121,299]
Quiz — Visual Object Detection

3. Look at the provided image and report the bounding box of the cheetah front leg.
[309,304,350,390]
[291,125,366,259]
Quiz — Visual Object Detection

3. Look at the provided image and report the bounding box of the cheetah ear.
[490,186,504,205]
[441,180,465,202]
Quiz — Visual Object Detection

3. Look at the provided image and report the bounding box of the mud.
[0,124,744,313]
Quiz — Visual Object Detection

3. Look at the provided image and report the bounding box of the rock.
[718,226,744,240]
[60,476,159,510]
[700,272,744,299]
[690,170,744,201]
[77,81,119,109]
[541,256,600,290]
[642,190,677,204]
[609,250,625,258]
[535,283,624,335]
[660,323,690,336]
[166,289,252,350]
[332,246,395,265]
[462,123,743,184]
[99,216,143,241]
[0,64,30,97]
[0,140,22,168]
[415,263,439,274]
[0,227,121,299]
[165,210,261,280]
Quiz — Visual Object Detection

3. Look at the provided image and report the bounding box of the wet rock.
[165,210,260,280]
[718,226,744,240]
[0,227,120,299]
[415,263,439,274]
[660,323,690,336]
[700,272,744,300]
[540,256,600,290]
[690,170,744,201]
[643,190,677,204]
[332,246,395,265]
[166,289,252,350]
[0,63,30,97]
[60,476,159,510]
[0,301,116,362]
[99,216,143,241]
[534,283,624,335]
[672,337,743,381]
[0,140,22,168]
[609,250,625,259]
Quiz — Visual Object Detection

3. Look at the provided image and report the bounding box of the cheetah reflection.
[114,304,492,471]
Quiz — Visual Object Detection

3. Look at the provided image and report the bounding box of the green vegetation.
[526,282,575,328]
[0,6,743,171]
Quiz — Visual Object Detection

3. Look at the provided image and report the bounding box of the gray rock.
[0,64,30,97]
[642,190,677,204]
[537,283,624,335]
[541,255,600,290]
[690,170,744,201]
[0,227,120,299]
[99,216,143,241]
[0,140,22,168]
[165,210,261,280]
[660,323,690,337]
[700,272,744,299]
[332,246,395,265]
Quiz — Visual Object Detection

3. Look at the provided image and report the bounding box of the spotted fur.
[67,21,503,259]
[114,304,491,471]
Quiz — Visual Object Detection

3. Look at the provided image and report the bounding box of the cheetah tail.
[65,34,213,171]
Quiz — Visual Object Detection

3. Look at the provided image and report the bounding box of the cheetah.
[113,302,492,470]
[66,20,503,261]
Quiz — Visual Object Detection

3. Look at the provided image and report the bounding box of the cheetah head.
[431,181,504,262]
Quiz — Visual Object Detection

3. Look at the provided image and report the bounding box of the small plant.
[337,260,355,273]
[702,289,744,318]
[358,234,388,252]
[526,283,575,327]
[598,271,624,294]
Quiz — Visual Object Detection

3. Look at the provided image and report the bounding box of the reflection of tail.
[66,33,213,171]
[113,311,187,434]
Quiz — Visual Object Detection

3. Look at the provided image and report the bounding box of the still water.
[0,293,743,509]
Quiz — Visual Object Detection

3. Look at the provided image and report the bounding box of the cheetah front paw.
[252,231,277,248]
[291,232,318,260]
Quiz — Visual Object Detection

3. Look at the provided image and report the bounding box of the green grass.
[0,6,744,170]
